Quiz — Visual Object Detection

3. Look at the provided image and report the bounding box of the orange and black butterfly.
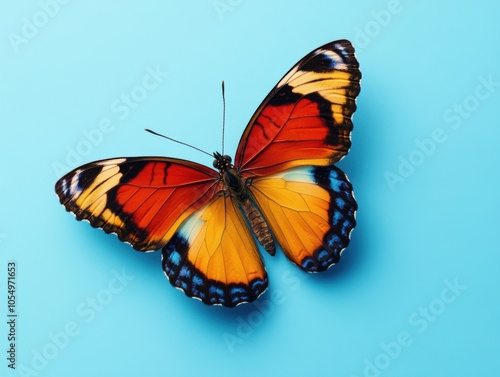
[55,39,361,307]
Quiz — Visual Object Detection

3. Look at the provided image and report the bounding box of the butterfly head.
[213,152,233,172]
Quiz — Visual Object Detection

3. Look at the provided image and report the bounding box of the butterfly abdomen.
[239,197,276,255]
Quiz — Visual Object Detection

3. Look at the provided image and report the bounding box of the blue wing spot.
[301,257,318,272]
[192,274,203,287]
[179,266,191,278]
[209,286,225,297]
[329,178,342,191]
[169,250,182,267]
[317,250,330,262]
[332,211,343,225]
[250,279,266,291]
[336,197,346,209]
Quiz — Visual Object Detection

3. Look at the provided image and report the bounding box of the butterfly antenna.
[144,128,212,157]
[221,80,226,155]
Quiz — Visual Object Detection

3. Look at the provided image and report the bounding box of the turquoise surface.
[1,1,499,376]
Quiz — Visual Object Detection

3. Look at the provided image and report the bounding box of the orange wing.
[248,165,356,272]
[235,39,361,177]
[55,157,221,251]
[162,194,267,307]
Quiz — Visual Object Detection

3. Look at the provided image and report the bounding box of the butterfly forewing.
[55,157,221,251]
[235,39,361,177]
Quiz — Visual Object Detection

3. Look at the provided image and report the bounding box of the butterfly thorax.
[213,152,247,200]
[213,152,276,255]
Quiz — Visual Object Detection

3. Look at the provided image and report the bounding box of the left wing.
[248,165,356,272]
[162,194,268,307]
[235,39,361,178]
[55,157,221,251]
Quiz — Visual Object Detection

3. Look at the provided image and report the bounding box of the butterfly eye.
[223,155,232,163]
[213,160,219,169]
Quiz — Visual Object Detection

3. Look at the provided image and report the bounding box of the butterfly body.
[213,152,276,255]
[56,40,361,307]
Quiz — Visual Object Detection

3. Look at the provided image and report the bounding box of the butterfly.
[55,39,361,307]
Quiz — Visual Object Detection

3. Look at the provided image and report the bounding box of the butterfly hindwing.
[235,39,361,178]
[55,157,221,251]
[162,195,268,307]
[248,165,356,272]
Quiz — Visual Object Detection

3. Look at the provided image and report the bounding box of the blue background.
[1,1,499,376]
